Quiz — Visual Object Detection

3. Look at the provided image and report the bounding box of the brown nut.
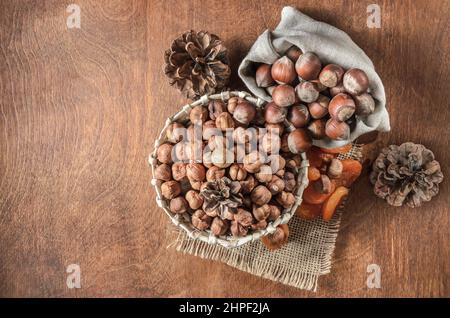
[343,68,369,95]
[210,217,229,236]
[287,129,312,153]
[255,165,273,183]
[233,101,256,125]
[329,93,356,122]
[353,92,375,116]
[169,196,189,214]
[251,219,268,230]
[206,166,226,181]
[235,208,254,227]
[230,221,248,237]
[215,112,235,131]
[288,104,310,128]
[329,83,346,97]
[283,171,296,192]
[311,79,327,92]
[189,180,202,191]
[227,97,242,114]
[265,123,285,136]
[307,119,327,139]
[275,191,296,209]
[268,175,285,194]
[271,56,296,85]
[325,118,350,140]
[229,164,247,181]
[268,204,281,221]
[202,120,218,141]
[268,154,286,174]
[243,151,266,173]
[276,169,285,177]
[186,163,206,182]
[189,105,208,124]
[161,180,181,199]
[308,94,330,119]
[171,162,187,181]
[251,185,272,206]
[261,132,281,154]
[272,84,296,107]
[157,143,173,164]
[295,81,319,103]
[240,175,257,194]
[252,204,271,221]
[264,102,287,124]
[319,64,345,88]
[285,45,303,62]
[256,64,275,87]
[328,158,343,179]
[295,52,322,80]
[191,210,212,230]
[166,122,185,143]
[185,190,204,210]
[261,224,289,250]
[211,147,234,169]
[154,163,172,181]
[207,100,226,121]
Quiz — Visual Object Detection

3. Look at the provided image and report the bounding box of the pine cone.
[164,30,231,100]
[370,142,443,208]
[200,177,243,219]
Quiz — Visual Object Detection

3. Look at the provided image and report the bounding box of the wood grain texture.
[0,0,448,297]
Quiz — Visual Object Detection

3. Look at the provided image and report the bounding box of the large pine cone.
[370,142,443,207]
[164,30,231,100]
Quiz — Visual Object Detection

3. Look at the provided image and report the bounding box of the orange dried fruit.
[296,202,322,220]
[322,186,349,221]
[319,143,352,154]
[302,182,333,204]
[261,224,289,251]
[338,159,363,187]
[308,166,321,181]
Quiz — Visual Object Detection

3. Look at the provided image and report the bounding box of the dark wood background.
[0,0,448,297]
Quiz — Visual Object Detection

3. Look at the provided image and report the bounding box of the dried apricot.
[296,202,322,220]
[319,143,352,154]
[302,183,333,204]
[322,186,349,221]
[308,167,321,181]
[337,159,363,187]
[261,224,289,251]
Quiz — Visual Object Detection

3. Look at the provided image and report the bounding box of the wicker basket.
[149,91,309,248]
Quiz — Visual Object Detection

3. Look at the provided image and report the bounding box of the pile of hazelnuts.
[255,45,376,142]
[153,96,302,238]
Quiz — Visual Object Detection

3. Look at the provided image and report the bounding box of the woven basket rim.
[149,91,310,249]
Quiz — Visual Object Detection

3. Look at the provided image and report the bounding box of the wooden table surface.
[0,0,448,297]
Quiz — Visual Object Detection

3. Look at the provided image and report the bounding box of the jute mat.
[172,145,362,292]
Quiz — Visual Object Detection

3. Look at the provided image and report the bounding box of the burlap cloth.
[172,145,362,292]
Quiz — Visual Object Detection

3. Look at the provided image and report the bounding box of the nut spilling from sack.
[254,46,376,141]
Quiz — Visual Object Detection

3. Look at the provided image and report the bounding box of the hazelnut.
[272,84,296,107]
[169,196,189,214]
[319,64,345,88]
[287,129,312,153]
[313,174,334,194]
[261,224,289,250]
[173,142,188,162]
[329,83,346,97]
[229,164,247,181]
[288,104,310,128]
[211,147,234,168]
[186,163,206,182]
[191,210,212,230]
[325,118,350,140]
[268,154,286,173]
[265,123,284,135]
[251,185,272,206]
[308,94,330,119]
[271,56,296,85]
[157,143,173,164]
[285,154,302,169]
[185,190,204,210]
[215,112,235,131]
[154,163,172,181]
[328,158,343,179]
[161,180,181,199]
[243,151,265,173]
[256,64,275,87]
[261,132,281,154]
[171,162,187,181]
[283,172,296,192]
[208,100,225,120]
[227,97,241,114]
[233,101,256,125]
[252,204,271,221]
[329,93,356,122]
[307,119,327,139]
[189,105,208,124]
[280,133,290,152]
[202,120,218,140]
[295,52,322,80]
[190,180,202,191]
[206,166,226,181]
[166,122,185,143]
[255,165,273,183]
[276,191,296,209]
[210,217,228,236]
[311,79,327,92]
[343,68,369,95]
[264,102,287,124]
[230,221,248,237]
[202,150,213,168]
[240,175,257,194]
[251,219,268,231]
[268,204,281,221]
[285,45,302,62]
[276,169,285,178]
[295,81,319,103]
[353,92,375,116]
[235,208,254,227]
[268,175,285,194]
